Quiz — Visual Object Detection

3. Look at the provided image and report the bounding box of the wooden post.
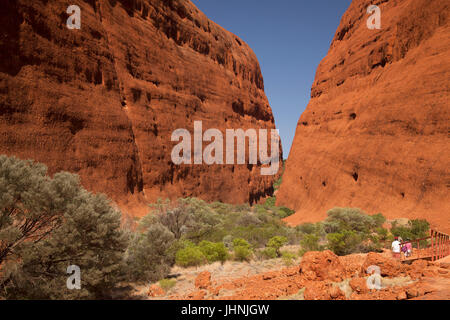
[438,233,441,259]
[430,230,434,261]
[417,240,420,258]
[431,230,434,261]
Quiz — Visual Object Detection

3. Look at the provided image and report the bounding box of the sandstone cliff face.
[277,0,449,230]
[0,0,280,215]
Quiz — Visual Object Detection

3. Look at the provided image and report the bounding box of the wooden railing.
[398,229,450,262]
[430,229,450,261]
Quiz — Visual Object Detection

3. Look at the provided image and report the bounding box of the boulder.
[299,250,345,282]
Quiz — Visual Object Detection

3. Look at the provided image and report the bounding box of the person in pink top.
[405,239,413,257]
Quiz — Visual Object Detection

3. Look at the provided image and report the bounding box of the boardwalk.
[401,229,450,263]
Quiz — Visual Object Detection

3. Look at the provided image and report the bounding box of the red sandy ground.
[150,250,450,300]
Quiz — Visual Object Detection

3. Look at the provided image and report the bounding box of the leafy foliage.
[326,230,362,256]
[266,236,288,257]
[232,238,252,261]
[299,234,322,255]
[158,279,176,292]
[0,155,127,299]
[124,223,174,282]
[281,251,297,266]
[198,241,229,263]
[175,245,206,267]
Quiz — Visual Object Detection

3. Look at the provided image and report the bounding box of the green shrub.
[234,245,252,261]
[266,236,288,257]
[150,198,220,240]
[165,239,195,265]
[255,204,269,215]
[326,230,362,256]
[300,234,322,253]
[237,212,262,226]
[175,246,206,267]
[409,219,430,238]
[275,206,295,218]
[261,247,277,259]
[158,279,176,292]
[232,238,252,261]
[223,235,233,249]
[376,227,389,240]
[391,219,430,247]
[264,197,276,208]
[323,208,377,234]
[0,155,127,299]
[296,223,315,234]
[198,241,229,263]
[233,238,251,249]
[125,223,175,282]
[371,213,386,228]
[281,251,297,266]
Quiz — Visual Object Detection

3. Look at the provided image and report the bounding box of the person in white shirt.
[391,237,401,259]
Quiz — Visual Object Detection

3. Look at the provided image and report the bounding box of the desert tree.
[0,155,127,299]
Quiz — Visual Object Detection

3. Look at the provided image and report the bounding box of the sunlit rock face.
[0,0,281,216]
[277,0,449,230]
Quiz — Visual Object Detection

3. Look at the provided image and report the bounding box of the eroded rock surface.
[277,0,449,230]
[0,0,280,216]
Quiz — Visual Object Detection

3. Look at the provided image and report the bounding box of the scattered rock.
[362,252,405,277]
[195,271,212,289]
[187,290,207,300]
[349,277,369,294]
[148,284,165,297]
[300,250,345,282]
[396,291,407,300]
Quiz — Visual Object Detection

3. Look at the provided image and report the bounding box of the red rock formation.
[175,252,450,300]
[0,0,280,216]
[194,271,211,289]
[277,0,450,230]
[147,283,165,297]
[299,250,345,282]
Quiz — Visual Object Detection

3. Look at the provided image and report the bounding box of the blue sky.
[191,0,352,157]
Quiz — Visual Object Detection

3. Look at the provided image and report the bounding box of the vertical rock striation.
[0,0,281,216]
[277,0,449,230]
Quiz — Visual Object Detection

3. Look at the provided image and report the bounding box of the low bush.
[261,247,277,259]
[281,251,297,266]
[266,236,288,257]
[232,238,252,261]
[198,241,229,263]
[299,234,322,256]
[326,230,362,256]
[175,246,206,267]
[391,219,430,240]
[158,279,176,292]
[125,223,175,282]
[0,155,128,299]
